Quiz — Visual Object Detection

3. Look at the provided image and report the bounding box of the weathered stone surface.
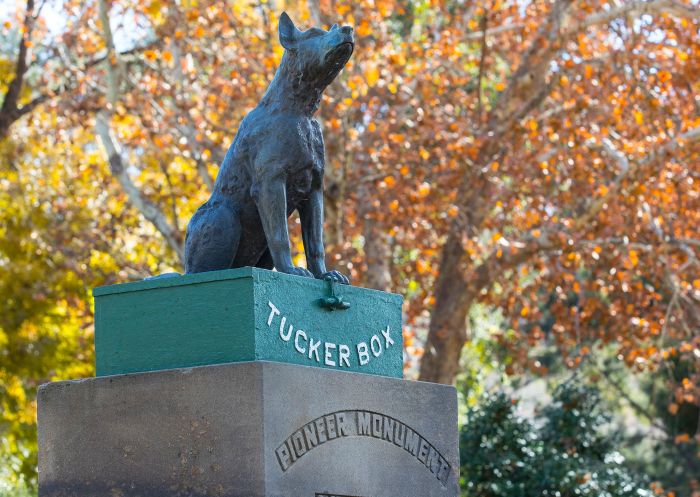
[38,361,459,497]
[94,268,403,378]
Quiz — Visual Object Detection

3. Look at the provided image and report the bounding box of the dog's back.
[184,13,353,285]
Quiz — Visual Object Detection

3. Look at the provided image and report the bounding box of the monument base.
[38,361,459,497]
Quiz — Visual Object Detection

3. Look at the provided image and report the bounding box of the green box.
[93,268,403,378]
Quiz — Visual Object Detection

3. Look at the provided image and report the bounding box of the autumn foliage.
[1,0,699,492]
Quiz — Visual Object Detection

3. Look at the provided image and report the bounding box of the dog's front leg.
[254,177,313,278]
[299,187,349,285]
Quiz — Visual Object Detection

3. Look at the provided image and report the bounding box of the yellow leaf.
[629,249,639,267]
[633,110,644,125]
[365,66,379,87]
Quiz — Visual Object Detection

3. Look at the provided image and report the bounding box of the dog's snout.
[340,25,353,35]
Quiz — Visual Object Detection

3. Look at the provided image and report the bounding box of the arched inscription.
[275,410,451,487]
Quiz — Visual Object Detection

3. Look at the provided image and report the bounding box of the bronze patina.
[184,13,353,284]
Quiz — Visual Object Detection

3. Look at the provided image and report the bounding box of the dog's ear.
[279,12,300,50]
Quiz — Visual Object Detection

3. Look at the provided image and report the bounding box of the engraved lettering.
[279,316,293,341]
[308,337,322,362]
[437,458,451,484]
[275,441,292,470]
[264,303,396,370]
[417,438,430,464]
[338,344,351,367]
[371,413,382,438]
[324,342,337,366]
[294,330,307,354]
[393,422,406,447]
[336,412,351,436]
[303,423,318,448]
[325,415,338,439]
[267,301,280,326]
[357,412,371,435]
[292,431,307,457]
[315,417,328,444]
[404,428,419,456]
[382,418,394,442]
[381,326,395,347]
[370,334,382,357]
[287,438,298,462]
[357,342,370,365]
[276,410,452,489]
[427,446,441,473]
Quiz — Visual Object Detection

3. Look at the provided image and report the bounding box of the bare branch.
[563,0,700,36]
[95,0,185,265]
[95,112,184,261]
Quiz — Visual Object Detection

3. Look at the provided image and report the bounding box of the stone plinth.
[93,268,403,378]
[38,361,459,497]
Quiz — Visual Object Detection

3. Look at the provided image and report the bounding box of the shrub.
[460,381,652,497]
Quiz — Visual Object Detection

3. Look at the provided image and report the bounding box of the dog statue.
[184,12,353,284]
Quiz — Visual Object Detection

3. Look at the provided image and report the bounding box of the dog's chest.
[287,119,324,200]
[295,119,324,168]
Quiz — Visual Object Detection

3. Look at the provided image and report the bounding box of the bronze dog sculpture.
[184,13,353,285]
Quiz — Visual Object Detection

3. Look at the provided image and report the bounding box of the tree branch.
[563,0,700,36]
[0,0,36,137]
[575,125,700,230]
[95,112,184,261]
[476,8,489,124]
[95,0,185,265]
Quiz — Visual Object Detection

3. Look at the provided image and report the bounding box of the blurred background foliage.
[0,0,698,495]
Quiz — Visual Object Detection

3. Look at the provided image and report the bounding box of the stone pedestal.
[38,361,459,497]
[38,268,459,497]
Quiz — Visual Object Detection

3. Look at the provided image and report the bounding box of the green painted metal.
[94,268,403,378]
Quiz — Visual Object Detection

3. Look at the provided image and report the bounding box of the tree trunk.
[418,233,471,383]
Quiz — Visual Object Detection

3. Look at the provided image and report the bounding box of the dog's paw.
[285,266,315,279]
[322,270,350,285]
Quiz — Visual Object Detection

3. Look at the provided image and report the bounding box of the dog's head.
[278,12,354,89]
